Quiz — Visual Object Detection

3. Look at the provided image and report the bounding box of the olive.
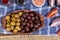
[34,25,38,28]
[27,22,30,27]
[27,16,31,20]
[10,22,15,26]
[16,19,21,22]
[35,20,40,23]
[29,20,32,23]
[35,16,39,20]
[13,29,18,33]
[15,26,21,31]
[25,13,29,16]
[31,17,35,21]
[18,12,23,16]
[21,22,26,26]
[11,17,16,22]
[25,19,28,22]
[11,13,15,17]
[5,16,10,20]
[21,30,25,33]
[30,13,34,17]
[32,28,36,31]
[37,23,40,26]
[14,14,19,18]
[10,26,14,30]
[6,20,10,24]
[6,28,11,32]
[16,23,20,26]
[6,24,10,27]
[23,14,26,18]
[30,23,33,28]
[20,17,24,21]
[25,27,29,32]
[20,25,24,29]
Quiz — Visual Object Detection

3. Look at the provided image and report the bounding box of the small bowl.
[32,0,45,7]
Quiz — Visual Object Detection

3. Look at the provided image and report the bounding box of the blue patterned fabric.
[0,0,60,36]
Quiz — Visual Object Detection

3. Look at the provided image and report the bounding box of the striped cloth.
[0,0,60,36]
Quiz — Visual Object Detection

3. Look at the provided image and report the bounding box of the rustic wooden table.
[0,35,60,40]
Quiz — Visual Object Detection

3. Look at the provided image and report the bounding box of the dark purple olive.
[27,16,31,20]
[35,20,40,23]
[22,22,26,26]
[25,13,29,16]
[35,20,38,23]
[35,16,39,20]
[32,28,36,31]
[20,17,24,21]
[31,17,35,21]
[25,19,28,22]
[21,30,25,33]
[20,25,24,29]
[28,20,32,23]
[27,22,30,27]
[30,23,33,28]
[25,27,29,32]
[34,25,38,28]
[38,23,40,26]
[23,14,26,18]
[30,13,34,17]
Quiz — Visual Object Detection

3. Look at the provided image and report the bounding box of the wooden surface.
[0,35,60,40]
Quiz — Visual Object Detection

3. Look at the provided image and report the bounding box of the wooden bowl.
[1,10,44,34]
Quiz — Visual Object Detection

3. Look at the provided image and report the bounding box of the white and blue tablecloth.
[0,0,60,36]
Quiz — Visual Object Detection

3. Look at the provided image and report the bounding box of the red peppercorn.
[2,0,8,4]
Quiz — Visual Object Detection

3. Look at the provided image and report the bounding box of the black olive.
[28,20,32,23]
[34,25,39,28]
[20,17,24,21]
[30,13,34,17]
[20,25,24,29]
[25,13,29,16]
[31,17,35,21]
[37,23,41,26]
[27,16,31,20]
[35,16,39,20]
[23,14,26,18]
[26,22,30,27]
[32,28,36,31]
[25,19,28,22]
[30,23,33,28]
[25,27,29,32]
[21,30,25,33]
